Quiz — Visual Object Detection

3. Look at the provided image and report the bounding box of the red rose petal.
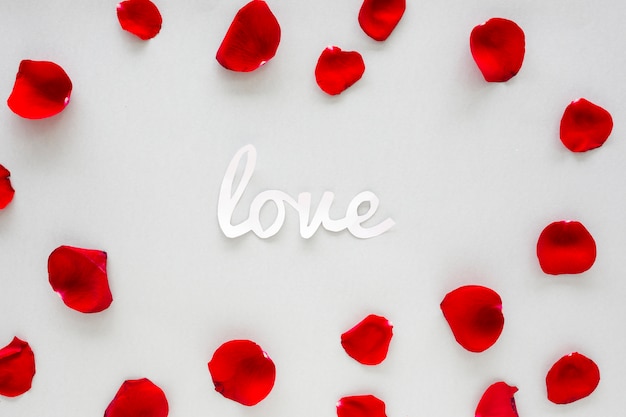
[440,285,504,352]
[0,164,15,209]
[337,395,387,417]
[105,378,169,417]
[48,245,113,313]
[560,98,613,152]
[546,352,600,404]
[208,339,276,406]
[117,0,163,40]
[0,337,35,397]
[470,18,525,82]
[536,221,596,275]
[358,0,405,41]
[7,60,72,119]
[475,382,519,417]
[216,0,281,72]
[341,314,393,365]
[315,47,365,95]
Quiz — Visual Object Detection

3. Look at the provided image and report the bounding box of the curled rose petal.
[341,314,393,365]
[546,352,600,404]
[440,285,504,352]
[216,0,281,72]
[0,164,15,209]
[48,245,113,313]
[315,46,365,95]
[536,221,596,275]
[0,337,36,397]
[358,0,405,41]
[105,378,169,417]
[7,60,72,119]
[337,395,387,417]
[208,339,276,406]
[560,98,613,152]
[475,381,519,417]
[117,0,163,40]
[470,18,525,82]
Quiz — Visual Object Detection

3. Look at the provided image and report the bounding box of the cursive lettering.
[218,145,394,239]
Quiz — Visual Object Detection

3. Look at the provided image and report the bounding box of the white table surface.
[1,1,625,416]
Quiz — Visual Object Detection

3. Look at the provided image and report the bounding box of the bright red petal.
[216,1,281,72]
[546,352,600,404]
[117,0,163,40]
[470,18,525,82]
[337,395,387,417]
[208,339,276,406]
[0,337,36,397]
[104,378,169,417]
[0,164,15,209]
[475,382,519,417]
[440,285,504,352]
[315,46,365,95]
[358,0,405,41]
[560,98,613,152]
[341,314,393,365]
[7,60,72,119]
[536,221,596,275]
[48,245,113,313]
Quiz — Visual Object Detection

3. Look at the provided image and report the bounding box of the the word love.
[218,145,395,239]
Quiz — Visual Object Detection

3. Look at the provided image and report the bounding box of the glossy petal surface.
[105,378,169,417]
[208,339,276,406]
[0,165,15,209]
[337,395,387,417]
[358,0,405,41]
[216,0,281,72]
[315,47,365,95]
[117,0,163,40]
[440,285,504,352]
[560,98,613,152]
[475,382,519,417]
[341,314,393,365]
[546,352,600,404]
[0,337,35,397]
[48,245,113,313]
[7,60,72,119]
[470,18,525,82]
[536,221,596,275]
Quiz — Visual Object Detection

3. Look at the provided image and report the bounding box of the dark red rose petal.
[475,382,519,417]
[358,0,405,41]
[0,165,15,209]
[337,395,387,417]
[341,314,393,365]
[7,60,72,119]
[0,337,35,397]
[470,18,525,82]
[560,98,613,152]
[48,245,113,313]
[536,221,596,275]
[105,378,169,417]
[315,47,365,95]
[440,285,504,352]
[216,0,281,72]
[117,0,163,40]
[208,339,276,406]
[546,352,600,404]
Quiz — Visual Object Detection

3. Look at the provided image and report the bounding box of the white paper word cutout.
[218,145,395,239]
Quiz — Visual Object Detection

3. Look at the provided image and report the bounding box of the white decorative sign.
[218,145,395,239]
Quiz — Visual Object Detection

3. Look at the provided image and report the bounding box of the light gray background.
[1,0,625,416]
